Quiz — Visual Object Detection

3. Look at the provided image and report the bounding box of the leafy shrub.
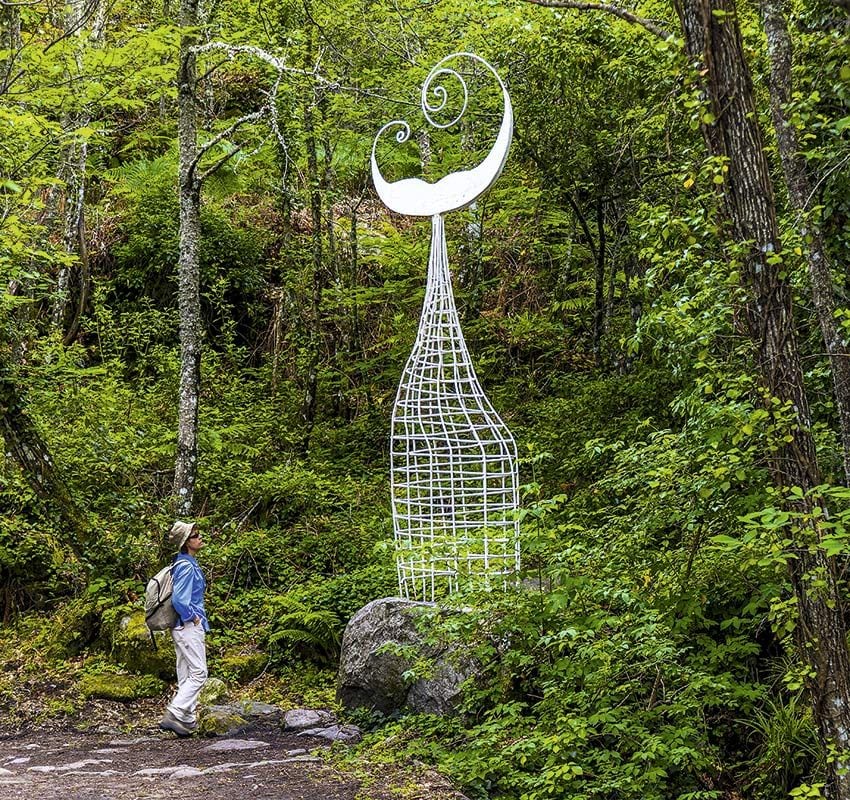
[110,184,271,350]
[0,516,67,617]
[366,576,758,800]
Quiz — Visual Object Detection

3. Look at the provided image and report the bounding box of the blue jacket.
[171,553,209,631]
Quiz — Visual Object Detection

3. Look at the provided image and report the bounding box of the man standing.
[159,520,209,737]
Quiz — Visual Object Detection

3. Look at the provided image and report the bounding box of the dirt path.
[0,718,360,800]
[0,700,466,800]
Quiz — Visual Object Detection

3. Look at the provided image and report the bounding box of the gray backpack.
[145,561,178,637]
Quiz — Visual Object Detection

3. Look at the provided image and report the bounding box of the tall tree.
[297,26,324,452]
[527,0,850,793]
[52,0,107,344]
[173,0,203,517]
[172,19,328,512]
[760,0,850,486]
[669,0,850,792]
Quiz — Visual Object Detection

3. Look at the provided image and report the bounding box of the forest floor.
[0,697,465,800]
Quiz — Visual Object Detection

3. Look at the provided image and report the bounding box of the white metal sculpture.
[372,53,520,603]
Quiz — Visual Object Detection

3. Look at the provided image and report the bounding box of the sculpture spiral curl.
[371,52,513,217]
[420,63,468,129]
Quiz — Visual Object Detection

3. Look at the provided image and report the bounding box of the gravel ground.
[0,698,466,800]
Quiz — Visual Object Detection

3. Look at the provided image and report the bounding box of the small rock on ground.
[297,724,362,744]
[201,739,270,752]
[283,708,335,730]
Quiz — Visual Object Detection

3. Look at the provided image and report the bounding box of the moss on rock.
[199,677,228,705]
[78,671,165,701]
[197,706,248,736]
[108,611,175,679]
[217,651,267,684]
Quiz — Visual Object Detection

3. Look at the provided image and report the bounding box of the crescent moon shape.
[371,52,513,217]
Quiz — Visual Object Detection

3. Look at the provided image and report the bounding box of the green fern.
[104,147,241,198]
[265,599,341,663]
[104,154,177,193]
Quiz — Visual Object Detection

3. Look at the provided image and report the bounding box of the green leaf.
[711,534,742,549]
[821,538,847,557]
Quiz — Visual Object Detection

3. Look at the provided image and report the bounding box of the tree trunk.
[0,348,88,560]
[0,6,21,94]
[760,0,850,486]
[592,195,606,364]
[173,0,202,516]
[459,201,485,322]
[59,150,90,347]
[564,191,598,343]
[299,78,322,451]
[321,99,346,419]
[417,129,432,172]
[297,21,325,452]
[347,199,371,411]
[605,233,616,327]
[52,0,101,341]
[54,125,91,345]
[674,0,850,793]
[458,120,485,322]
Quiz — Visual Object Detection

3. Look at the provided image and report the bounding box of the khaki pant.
[168,622,207,724]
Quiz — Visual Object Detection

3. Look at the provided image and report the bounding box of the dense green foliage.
[1,0,849,797]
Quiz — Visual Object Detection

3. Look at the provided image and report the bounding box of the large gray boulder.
[337,597,474,715]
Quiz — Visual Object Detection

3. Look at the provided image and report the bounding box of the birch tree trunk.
[52,0,107,344]
[674,0,850,794]
[169,18,307,504]
[52,0,92,339]
[760,0,850,486]
[0,5,21,94]
[298,25,324,452]
[173,0,202,516]
[54,137,89,343]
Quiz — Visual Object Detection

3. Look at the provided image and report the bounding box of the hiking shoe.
[159,710,193,738]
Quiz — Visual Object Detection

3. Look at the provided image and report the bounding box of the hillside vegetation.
[1,0,849,798]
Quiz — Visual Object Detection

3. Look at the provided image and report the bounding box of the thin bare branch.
[198,143,244,183]
[524,0,672,40]
[43,0,116,53]
[196,56,231,86]
[191,42,327,82]
[190,41,410,105]
[190,108,265,177]
[805,153,850,210]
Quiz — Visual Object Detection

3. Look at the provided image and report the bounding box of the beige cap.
[169,520,197,551]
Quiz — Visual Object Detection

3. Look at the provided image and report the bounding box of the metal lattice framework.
[372,53,520,602]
